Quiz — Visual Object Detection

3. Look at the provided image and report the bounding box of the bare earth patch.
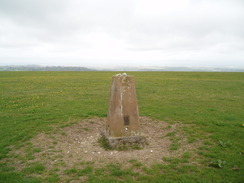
[5,117,203,176]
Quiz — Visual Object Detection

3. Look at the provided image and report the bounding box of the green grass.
[98,137,112,150]
[22,162,45,174]
[0,71,244,182]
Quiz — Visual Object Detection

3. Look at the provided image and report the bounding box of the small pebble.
[150,150,153,153]
[67,151,70,153]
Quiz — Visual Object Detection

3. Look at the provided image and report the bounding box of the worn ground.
[5,116,202,176]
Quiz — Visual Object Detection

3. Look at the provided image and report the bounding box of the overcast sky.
[0,0,244,67]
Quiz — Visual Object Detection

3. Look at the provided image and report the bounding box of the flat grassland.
[0,71,243,183]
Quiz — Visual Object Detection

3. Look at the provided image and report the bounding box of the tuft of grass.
[129,159,143,167]
[33,148,42,153]
[181,152,190,160]
[64,166,93,176]
[219,140,232,148]
[209,159,226,168]
[44,174,60,183]
[22,162,45,174]
[77,166,93,176]
[59,132,67,136]
[63,168,77,175]
[165,131,176,137]
[169,143,179,151]
[53,160,66,167]
[97,137,112,150]
[107,164,130,177]
[162,157,188,164]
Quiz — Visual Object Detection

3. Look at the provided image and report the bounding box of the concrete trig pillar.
[107,73,140,137]
[103,73,146,148]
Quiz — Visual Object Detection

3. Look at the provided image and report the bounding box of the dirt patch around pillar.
[4,117,204,180]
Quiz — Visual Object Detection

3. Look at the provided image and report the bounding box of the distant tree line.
[0,65,243,72]
[0,66,95,71]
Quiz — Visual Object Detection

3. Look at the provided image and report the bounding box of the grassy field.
[0,71,243,183]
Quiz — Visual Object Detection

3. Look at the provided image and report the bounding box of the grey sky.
[0,0,244,67]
